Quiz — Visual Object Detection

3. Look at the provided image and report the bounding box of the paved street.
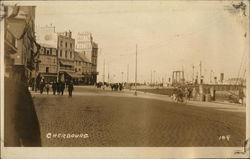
[32,86,246,147]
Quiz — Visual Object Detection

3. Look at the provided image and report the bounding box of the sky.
[34,1,249,83]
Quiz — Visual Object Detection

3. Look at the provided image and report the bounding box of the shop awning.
[66,72,84,79]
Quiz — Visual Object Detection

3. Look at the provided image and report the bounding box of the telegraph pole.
[192,64,195,84]
[150,70,152,85]
[135,44,138,95]
[121,72,124,83]
[127,64,129,83]
[103,58,105,89]
[107,63,110,83]
[199,61,202,84]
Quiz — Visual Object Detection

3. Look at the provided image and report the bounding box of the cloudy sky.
[33,1,248,83]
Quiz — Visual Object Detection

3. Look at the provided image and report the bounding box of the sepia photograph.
[1,0,249,158]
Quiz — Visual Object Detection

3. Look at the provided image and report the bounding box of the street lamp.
[135,44,138,96]
[121,72,124,84]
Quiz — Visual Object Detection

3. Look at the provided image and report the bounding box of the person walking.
[39,80,45,94]
[52,81,57,95]
[57,81,61,95]
[61,82,65,95]
[68,81,74,97]
[45,83,50,95]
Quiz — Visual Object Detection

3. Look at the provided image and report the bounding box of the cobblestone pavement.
[32,86,245,147]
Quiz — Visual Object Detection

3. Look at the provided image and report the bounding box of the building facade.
[35,26,99,85]
[76,32,98,84]
[4,6,38,86]
[57,31,75,82]
[35,24,58,47]
[37,44,58,83]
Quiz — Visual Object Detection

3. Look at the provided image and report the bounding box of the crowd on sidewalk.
[37,80,74,97]
[96,82,124,91]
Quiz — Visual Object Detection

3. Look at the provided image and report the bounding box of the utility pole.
[107,63,110,83]
[210,70,212,83]
[103,58,105,89]
[127,64,129,83]
[150,70,152,85]
[192,65,195,84]
[135,44,138,95]
[121,72,124,83]
[199,61,202,84]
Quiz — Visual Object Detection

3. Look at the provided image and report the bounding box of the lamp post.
[121,71,124,83]
[135,44,138,95]
[127,64,129,84]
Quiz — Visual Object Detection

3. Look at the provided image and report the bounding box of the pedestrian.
[57,81,61,95]
[45,83,50,95]
[61,82,65,95]
[68,81,74,97]
[119,83,123,91]
[39,80,45,94]
[52,81,57,95]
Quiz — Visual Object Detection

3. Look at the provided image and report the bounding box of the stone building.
[76,32,98,84]
[57,31,75,82]
[4,6,38,85]
[37,44,58,83]
[35,24,57,47]
[4,6,42,147]
[74,51,84,84]
[74,51,94,85]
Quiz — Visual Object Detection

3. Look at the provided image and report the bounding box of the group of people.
[39,80,74,97]
[96,82,124,91]
[171,87,192,103]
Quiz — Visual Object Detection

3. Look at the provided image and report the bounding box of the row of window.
[41,48,55,56]
[59,40,73,49]
[59,50,73,58]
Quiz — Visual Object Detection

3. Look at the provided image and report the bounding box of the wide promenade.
[31,86,246,147]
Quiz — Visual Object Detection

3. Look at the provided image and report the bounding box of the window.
[60,50,62,57]
[46,67,49,73]
[65,42,67,48]
[46,49,50,55]
[44,48,46,54]
[70,43,72,48]
[50,48,53,55]
[60,41,63,47]
[70,52,72,58]
[54,59,56,64]
[65,51,68,58]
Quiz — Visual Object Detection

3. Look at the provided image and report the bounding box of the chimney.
[69,30,72,38]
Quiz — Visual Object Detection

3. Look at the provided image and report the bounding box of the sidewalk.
[30,87,246,113]
[133,90,246,113]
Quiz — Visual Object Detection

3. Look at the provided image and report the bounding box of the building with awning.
[37,43,58,83]
[75,32,99,84]
[57,31,75,82]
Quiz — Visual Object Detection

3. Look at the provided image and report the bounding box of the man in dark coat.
[61,82,65,95]
[39,80,45,94]
[52,81,57,95]
[68,81,74,97]
[57,81,61,95]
